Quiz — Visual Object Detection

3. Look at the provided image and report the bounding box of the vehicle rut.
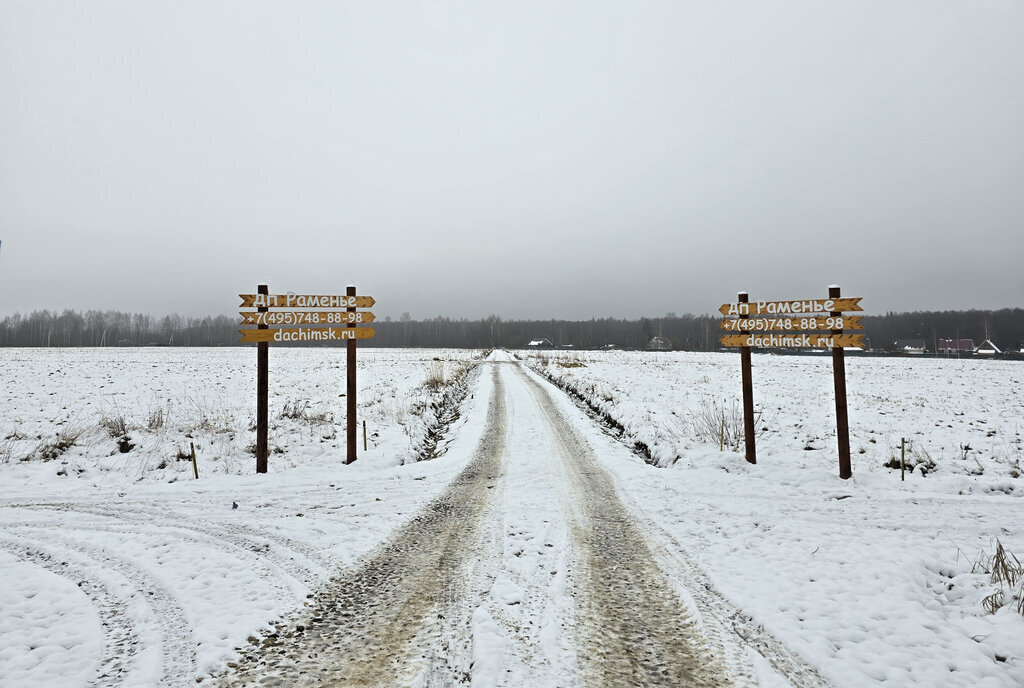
[516,365,740,687]
[0,529,197,687]
[218,367,507,687]
[525,364,832,688]
[0,535,142,687]
[8,501,334,581]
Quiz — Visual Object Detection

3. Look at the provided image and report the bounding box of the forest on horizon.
[0,307,1021,354]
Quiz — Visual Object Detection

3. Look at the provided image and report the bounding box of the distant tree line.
[860,308,1024,353]
[0,307,1021,352]
[0,310,237,347]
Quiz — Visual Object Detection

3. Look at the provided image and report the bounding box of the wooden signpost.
[719,286,863,479]
[239,285,375,473]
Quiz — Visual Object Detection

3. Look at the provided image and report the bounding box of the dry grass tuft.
[424,360,446,390]
[973,538,1024,616]
[27,424,86,462]
[280,399,335,426]
[689,398,773,451]
[99,412,130,438]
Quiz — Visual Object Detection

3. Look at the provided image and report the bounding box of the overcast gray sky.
[1,1,1021,321]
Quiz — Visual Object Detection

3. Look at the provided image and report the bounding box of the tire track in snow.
[43,529,198,686]
[0,530,195,687]
[217,367,507,687]
[9,501,333,583]
[649,529,832,688]
[11,504,320,605]
[522,364,833,688]
[516,364,742,687]
[0,536,139,687]
[466,362,584,686]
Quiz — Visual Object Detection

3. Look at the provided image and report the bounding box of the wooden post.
[346,285,357,465]
[190,441,199,479]
[901,438,906,481]
[256,284,269,474]
[739,292,756,464]
[363,419,368,452]
[830,285,852,479]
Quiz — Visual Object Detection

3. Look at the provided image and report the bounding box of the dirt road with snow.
[219,367,508,687]
[217,359,827,687]
[516,365,735,687]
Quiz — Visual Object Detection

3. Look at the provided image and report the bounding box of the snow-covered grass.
[529,350,1024,686]
[0,347,484,484]
[531,350,1024,480]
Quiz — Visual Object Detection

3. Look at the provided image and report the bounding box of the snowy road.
[213,357,825,686]
[219,366,508,687]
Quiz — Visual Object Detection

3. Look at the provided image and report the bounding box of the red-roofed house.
[938,339,975,355]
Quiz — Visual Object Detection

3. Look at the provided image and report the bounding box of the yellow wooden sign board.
[240,311,376,326]
[721,315,863,332]
[239,294,375,309]
[718,298,862,316]
[720,333,865,348]
[239,327,376,343]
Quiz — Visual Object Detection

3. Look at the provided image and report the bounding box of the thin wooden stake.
[256,283,269,474]
[901,437,906,481]
[363,419,368,452]
[190,441,199,479]
[830,285,852,479]
[739,292,756,464]
[346,285,357,465]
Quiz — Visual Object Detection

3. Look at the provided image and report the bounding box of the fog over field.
[1,2,1022,320]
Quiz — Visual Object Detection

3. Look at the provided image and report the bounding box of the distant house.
[647,336,671,351]
[938,339,975,355]
[525,338,554,349]
[895,339,927,354]
[975,339,1002,356]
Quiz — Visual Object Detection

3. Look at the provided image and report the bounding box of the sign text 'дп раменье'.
[718,298,862,317]
[239,293,376,309]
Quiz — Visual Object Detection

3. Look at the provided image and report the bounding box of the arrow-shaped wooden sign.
[240,294,375,309]
[240,311,376,326]
[720,333,865,348]
[718,298,862,316]
[239,327,376,343]
[720,315,863,332]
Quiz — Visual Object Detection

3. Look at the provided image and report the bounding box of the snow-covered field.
[0,347,481,482]
[0,347,484,685]
[1,347,1022,687]
[529,350,1024,687]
